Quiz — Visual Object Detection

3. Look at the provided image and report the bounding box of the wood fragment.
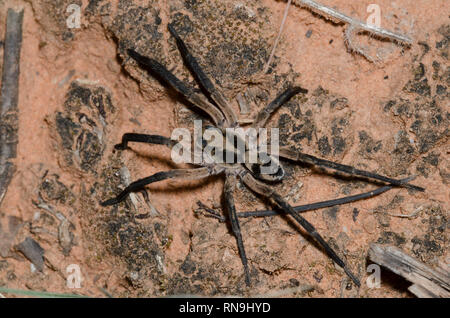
[388,206,423,219]
[15,237,45,272]
[0,8,24,206]
[408,284,439,298]
[0,215,23,257]
[368,244,450,298]
[119,166,159,216]
[236,93,250,115]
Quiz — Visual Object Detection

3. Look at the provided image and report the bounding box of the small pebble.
[16,237,45,272]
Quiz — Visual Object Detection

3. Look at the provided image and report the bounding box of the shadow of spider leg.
[113,133,176,151]
[235,176,415,218]
[239,170,361,287]
[224,174,251,286]
[197,181,402,220]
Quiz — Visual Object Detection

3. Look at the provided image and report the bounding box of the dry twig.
[0,8,24,206]
[264,0,292,73]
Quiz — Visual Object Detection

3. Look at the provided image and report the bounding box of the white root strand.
[293,0,412,45]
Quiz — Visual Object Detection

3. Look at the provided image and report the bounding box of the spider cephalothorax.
[196,123,286,182]
[101,23,424,287]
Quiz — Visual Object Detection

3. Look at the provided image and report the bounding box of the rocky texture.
[0,0,447,298]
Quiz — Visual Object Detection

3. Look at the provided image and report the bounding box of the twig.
[264,0,292,73]
[292,0,412,61]
[0,8,24,206]
[34,198,67,222]
[119,166,159,216]
[387,206,423,219]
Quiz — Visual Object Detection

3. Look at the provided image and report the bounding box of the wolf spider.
[101,23,424,287]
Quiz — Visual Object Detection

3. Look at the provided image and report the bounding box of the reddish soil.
[0,0,448,297]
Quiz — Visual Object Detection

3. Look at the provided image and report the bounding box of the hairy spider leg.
[240,170,361,286]
[197,176,414,221]
[279,148,424,192]
[251,84,424,192]
[168,23,238,127]
[224,174,251,286]
[101,167,216,206]
[127,49,226,128]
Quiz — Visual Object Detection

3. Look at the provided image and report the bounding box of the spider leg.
[113,133,175,150]
[127,49,226,127]
[280,148,424,192]
[253,86,422,191]
[195,201,226,222]
[253,86,308,128]
[236,176,414,218]
[168,24,238,127]
[239,170,361,286]
[224,174,251,286]
[101,167,216,206]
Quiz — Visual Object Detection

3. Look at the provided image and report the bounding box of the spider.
[101,23,424,287]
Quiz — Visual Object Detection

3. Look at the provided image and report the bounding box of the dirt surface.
[0,0,448,297]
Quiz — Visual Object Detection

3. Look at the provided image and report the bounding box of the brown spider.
[101,23,424,287]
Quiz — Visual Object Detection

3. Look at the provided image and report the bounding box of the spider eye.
[250,163,261,176]
[248,160,285,182]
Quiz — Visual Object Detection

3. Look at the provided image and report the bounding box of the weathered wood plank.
[0,8,24,206]
[368,243,450,298]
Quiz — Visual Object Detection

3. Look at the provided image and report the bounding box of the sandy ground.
[0,0,448,297]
